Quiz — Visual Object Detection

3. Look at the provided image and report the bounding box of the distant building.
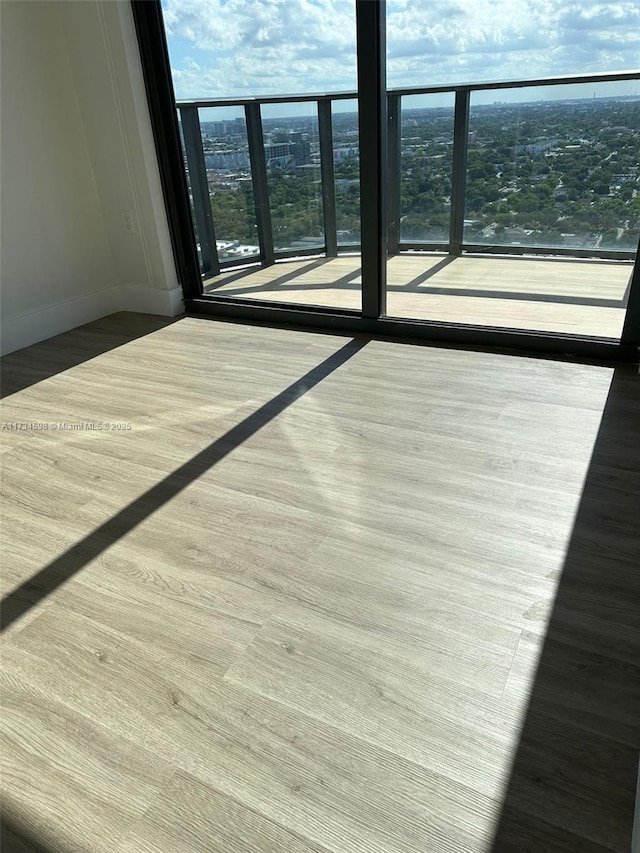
[333,145,359,161]
[204,150,249,169]
[264,143,295,170]
[515,139,558,155]
[217,240,259,259]
[264,137,311,169]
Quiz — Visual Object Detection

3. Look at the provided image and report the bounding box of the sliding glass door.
[133,0,640,359]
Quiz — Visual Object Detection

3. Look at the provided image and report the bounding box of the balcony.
[177,72,638,340]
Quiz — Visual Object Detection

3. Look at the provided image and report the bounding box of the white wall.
[0,0,182,356]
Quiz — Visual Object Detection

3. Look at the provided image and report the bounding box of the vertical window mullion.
[181,106,220,277]
[449,88,470,256]
[318,99,338,258]
[245,103,275,267]
[387,92,401,256]
[356,0,387,318]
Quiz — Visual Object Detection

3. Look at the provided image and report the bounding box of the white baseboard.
[117,284,183,316]
[1,286,120,356]
[1,284,184,356]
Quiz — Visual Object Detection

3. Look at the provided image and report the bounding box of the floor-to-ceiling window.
[134,0,640,358]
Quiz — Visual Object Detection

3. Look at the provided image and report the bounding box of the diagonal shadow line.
[0,338,367,632]
[622,271,633,307]
[402,286,627,308]
[1,815,60,853]
[325,267,362,288]
[204,264,262,287]
[206,258,331,293]
[396,255,457,289]
[210,266,363,299]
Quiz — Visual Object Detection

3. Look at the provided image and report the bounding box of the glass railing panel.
[399,92,455,245]
[332,98,361,248]
[177,117,204,269]
[464,79,640,253]
[192,105,259,265]
[260,102,323,254]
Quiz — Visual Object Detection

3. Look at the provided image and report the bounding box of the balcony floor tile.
[205,254,632,338]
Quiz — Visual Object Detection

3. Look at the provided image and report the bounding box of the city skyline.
[185,92,639,262]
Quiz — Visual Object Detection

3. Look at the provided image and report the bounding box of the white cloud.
[163,0,358,98]
[162,0,640,100]
[386,0,639,84]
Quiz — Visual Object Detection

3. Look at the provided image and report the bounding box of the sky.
[162,0,640,115]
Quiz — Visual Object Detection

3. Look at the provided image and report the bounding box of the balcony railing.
[177,70,639,279]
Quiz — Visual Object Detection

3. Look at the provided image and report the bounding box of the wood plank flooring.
[205,254,632,338]
[1,313,638,852]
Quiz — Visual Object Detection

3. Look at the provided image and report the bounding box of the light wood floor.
[205,254,632,338]
[1,314,638,852]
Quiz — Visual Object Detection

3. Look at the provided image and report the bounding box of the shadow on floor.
[490,365,640,851]
[205,259,362,300]
[205,257,333,293]
[0,313,180,399]
[396,254,457,288]
[202,255,630,308]
[0,338,367,632]
[1,816,60,853]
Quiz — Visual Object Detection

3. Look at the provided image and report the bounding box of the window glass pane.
[400,93,455,244]
[192,106,259,263]
[333,99,361,247]
[261,103,323,254]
